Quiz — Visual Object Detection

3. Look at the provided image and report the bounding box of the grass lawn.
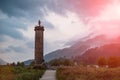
[0,65,45,80]
[56,66,120,80]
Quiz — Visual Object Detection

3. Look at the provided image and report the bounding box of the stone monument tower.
[34,20,44,66]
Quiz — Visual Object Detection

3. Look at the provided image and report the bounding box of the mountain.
[45,45,89,61]
[74,43,120,64]
[0,59,7,65]
[44,35,120,62]
[23,59,33,65]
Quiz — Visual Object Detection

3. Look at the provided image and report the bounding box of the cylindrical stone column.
[34,20,44,66]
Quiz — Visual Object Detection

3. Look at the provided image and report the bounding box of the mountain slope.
[44,45,89,62]
[23,59,33,65]
[0,59,7,65]
[45,35,120,62]
[75,43,120,64]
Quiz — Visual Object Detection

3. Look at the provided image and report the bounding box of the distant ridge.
[0,58,7,65]
[75,43,120,64]
[44,35,120,62]
[23,59,33,65]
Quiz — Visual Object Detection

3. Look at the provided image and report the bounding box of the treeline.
[98,56,120,68]
[48,56,120,68]
[72,43,120,66]
[48,58,74,66]
[6,62,25,67]
[73,55,120,67]
[73,56,120,68]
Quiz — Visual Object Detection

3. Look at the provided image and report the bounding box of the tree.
[98,57,107,67]
[11,62,16,66]
[16,62,24,67]
[108,57,119,68]
[20,62,24,67]
[62,59,74,66]
[30,60,35,66]
[49,58,74,66]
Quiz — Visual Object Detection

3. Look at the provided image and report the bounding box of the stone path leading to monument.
[40,70,56,80]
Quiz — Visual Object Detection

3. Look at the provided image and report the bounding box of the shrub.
[49,58,74,66]
[98,57,107,67]
[108,57,119,68]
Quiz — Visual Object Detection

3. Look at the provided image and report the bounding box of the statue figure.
[38,20,41,26]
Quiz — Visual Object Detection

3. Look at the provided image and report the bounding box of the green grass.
[0,66,45,80]
[56,66,120,80]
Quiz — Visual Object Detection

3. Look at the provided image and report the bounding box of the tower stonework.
[34,20,44,66]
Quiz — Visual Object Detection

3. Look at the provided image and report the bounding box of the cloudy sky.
[0,0,120,63]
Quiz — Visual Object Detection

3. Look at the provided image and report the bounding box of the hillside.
[44,45,89,61]
[74,43,120,64]
[0,58,7,65]
[23,59,33,65]
[45,35,120,62]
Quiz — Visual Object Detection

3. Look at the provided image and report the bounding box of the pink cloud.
[67,0,112,18]
[88,0,120,38]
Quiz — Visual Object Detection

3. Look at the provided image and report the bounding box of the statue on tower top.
[35,20,44,31]
[38,20,41,26]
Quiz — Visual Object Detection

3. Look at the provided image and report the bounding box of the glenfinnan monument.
[34,20,44,67]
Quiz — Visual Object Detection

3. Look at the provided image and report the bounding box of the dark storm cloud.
[0,17,26,39]
[0,0,67,18]
[0,26,24,39]
[0,0,44,17]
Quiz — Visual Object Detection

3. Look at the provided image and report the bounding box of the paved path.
[40,70,56,80]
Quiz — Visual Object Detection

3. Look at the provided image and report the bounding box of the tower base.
[33,63,47,69]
